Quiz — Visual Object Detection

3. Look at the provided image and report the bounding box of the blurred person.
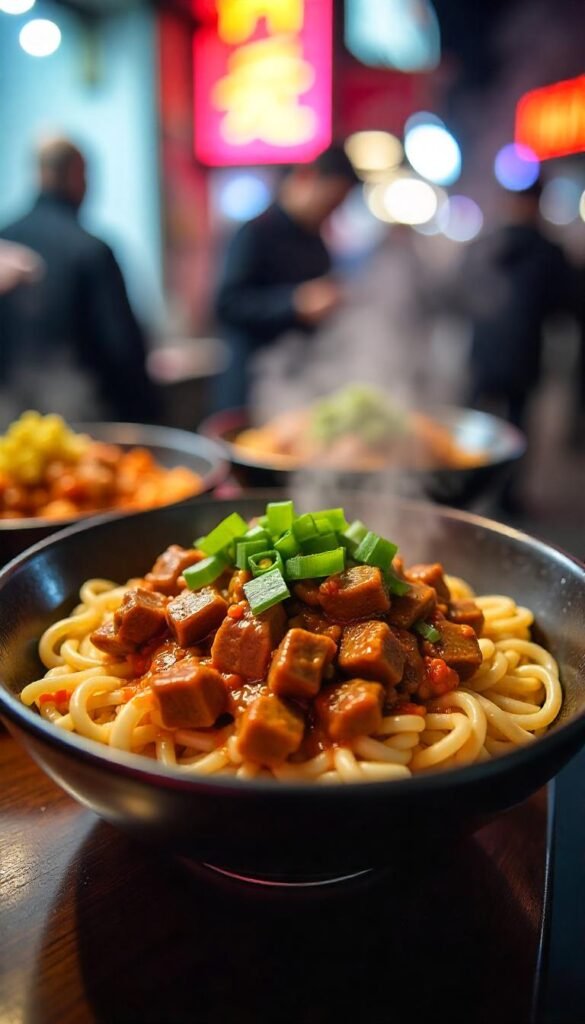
[214,144,359,410]
[0,137,158,425]
[460,182,573,432]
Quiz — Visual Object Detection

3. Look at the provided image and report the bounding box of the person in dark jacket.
[0,137,158,424]
[463,182,572,431]
[214,145,359,409]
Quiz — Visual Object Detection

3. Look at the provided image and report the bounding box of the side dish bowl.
[0,493,583,882]
[199,406,526,507]
[0,422,228,564]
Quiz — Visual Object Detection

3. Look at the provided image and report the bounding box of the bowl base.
[182,860,375,888]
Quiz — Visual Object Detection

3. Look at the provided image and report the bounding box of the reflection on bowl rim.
[0,421,229,532]
[0,494,583,797]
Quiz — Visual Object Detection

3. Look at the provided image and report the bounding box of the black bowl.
[199,406,526,508]
[0,422,228,565]
[0,494,584,883]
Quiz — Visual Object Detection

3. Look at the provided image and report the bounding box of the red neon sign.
[193,0,332,166]
[515,75,585,160]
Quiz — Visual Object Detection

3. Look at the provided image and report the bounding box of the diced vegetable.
[385,569,411,597]
[248,549,285,578]
[285,548,345,580]
[414,620,442,643]
[354,530,398,571]
[235,538,269,570]
[244,525,271,543]
[302,532,339,554]
[274,530,301,560]
[314,508,349,533]
[341,519,368,554]
[244,568,291,615]
[183,555,227,590]
[267,500,295,537]
[200,513,248,557]
[292,513,319,543]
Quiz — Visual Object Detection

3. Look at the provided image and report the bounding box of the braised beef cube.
[113,588,168,647]
[91,620,136,657]
[316,680,384,743]
[167,587,227,647]
[268,628,337,700]
[293,580,323,608]
[387,582,436,630]
[423,619,482,680]
[319,566,390,622]
[339,621,405,689]
[145,545,203,595]
[151,660,227,729]
[405,562,451,602]
[391,627,425,694]
[448,599,485,637]
[211,603,286,680]
[288,608,342,644]
[237,693,304,765]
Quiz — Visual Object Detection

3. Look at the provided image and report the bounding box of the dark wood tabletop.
[0,727,550,1024]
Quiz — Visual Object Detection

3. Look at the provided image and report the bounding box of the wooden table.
[0,728,550,1024]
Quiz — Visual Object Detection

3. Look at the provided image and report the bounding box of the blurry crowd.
[1,137,584,514]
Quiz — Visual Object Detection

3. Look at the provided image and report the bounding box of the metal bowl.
[0,493,583,883]
[0,422,229,564]
[199,406,526,507]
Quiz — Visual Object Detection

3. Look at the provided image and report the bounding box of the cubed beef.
[288,608,342,644]
[91,620,136,657]
[387,582,436,629]
[145,545,203,596]
[319,566,390,622]
[339,621,405,689]
[405,562,451,602]
[211,603,286,680]
[293,581,323,608]
[113,588,168,647]
[423,620,482,680]
[151,660,227,729]
[448,599,485,637]
[316,680,384,743]
[166,587,227,647]
[391,627,425,695]
[237,693,304,765]
[268,628,337,700]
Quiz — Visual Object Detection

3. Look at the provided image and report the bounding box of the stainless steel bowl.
[0,422,229,564]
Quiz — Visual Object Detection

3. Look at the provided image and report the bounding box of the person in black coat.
[214,145,359,410]
[0,137,158,424]
[462,182,573,431]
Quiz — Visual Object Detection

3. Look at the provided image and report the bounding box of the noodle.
[20,573,562,784]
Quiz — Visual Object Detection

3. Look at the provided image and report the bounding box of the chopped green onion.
[266,500,295,537]
[244,568,290,615]
[315,518,334,536]
[385,569,411,597]
[248,549,284,578]
[414,620,442,643]
[341,519,368,554]
[258,515,270,531]
[200,512,249,557]
[285,547,345,580]
[354,531,398,571]
[183,555,227,590]
[235,538,269,570]
[244,525,271,543]
[292,513,319,543]
[194,535,206,550]
[314,508,349,533]
[274,529,300,560]
[302,532,339,554]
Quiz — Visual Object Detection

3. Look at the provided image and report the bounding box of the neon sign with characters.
[515,75,585,160]
[193,0,332,166]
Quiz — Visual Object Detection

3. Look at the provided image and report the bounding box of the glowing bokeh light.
[438,195,483,242]
[330,187,387,254]
[0,0,35,13]
[494,143,540,191]
[404,123,461,186]
[19,18,61,57]
[404,111,445,134]
[217,172,271,221]
[364,181,394,223]
[539,177,582,225]
[383,177,437,224]
[344,131,403,176]
[344,0,440,73]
